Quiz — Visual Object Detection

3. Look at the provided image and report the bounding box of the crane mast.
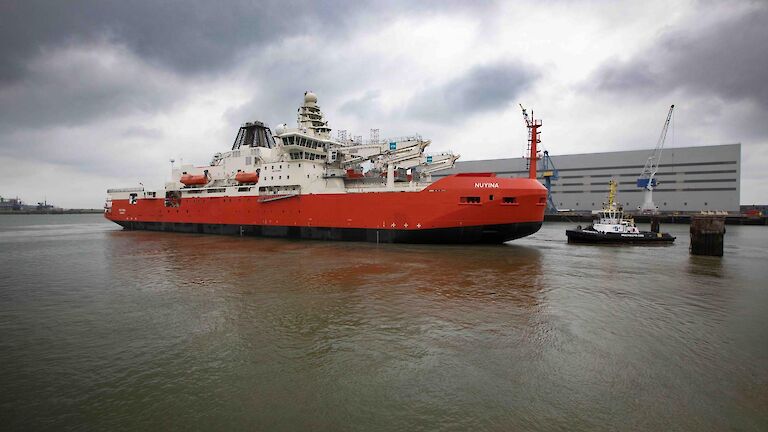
[637,104,675,214]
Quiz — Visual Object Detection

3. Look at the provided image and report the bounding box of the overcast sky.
[1,0,765,208]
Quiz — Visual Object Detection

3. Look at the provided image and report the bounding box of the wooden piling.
[690,215,725,256]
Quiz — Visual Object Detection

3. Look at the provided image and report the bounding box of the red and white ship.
[105,92,547,243]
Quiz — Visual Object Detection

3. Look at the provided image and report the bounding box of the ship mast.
[607,178,617,209]
[520,104,541,179]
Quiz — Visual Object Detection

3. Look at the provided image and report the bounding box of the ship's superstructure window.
[460,196,481,204]
[502,197,517,204]
[129,193,137,204]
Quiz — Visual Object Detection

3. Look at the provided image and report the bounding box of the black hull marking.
[114,221,543,244]
[565,230,676,244]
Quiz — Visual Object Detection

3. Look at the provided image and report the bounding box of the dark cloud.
[0,0,494,83]
[405,62,538,122]
[0,42,186,134]
[0,0,497,135]
[592,4,768,108]
[0,0,348,82]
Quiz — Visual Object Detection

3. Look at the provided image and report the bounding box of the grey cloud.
[0,0,346,82]
[120,126,165,140]
[592,4,768,108]
[339,90,383,118]
[0,0,497,138]
[223,52,386,132]
[0,42,186,134]
[0,0,495,84]
[405,62,538,122]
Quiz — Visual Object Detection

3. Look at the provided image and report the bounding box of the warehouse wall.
[433,144,741,212]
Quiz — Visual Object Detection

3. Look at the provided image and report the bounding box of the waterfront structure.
[434,144,740,213]
[0,196,23,211]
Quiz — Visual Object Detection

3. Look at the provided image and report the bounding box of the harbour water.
[1,214,767,431]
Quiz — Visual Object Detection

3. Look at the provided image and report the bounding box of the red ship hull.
[105,175,547,244]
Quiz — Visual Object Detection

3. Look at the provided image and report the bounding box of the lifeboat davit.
[180,174,208,186]
[235,172,259,183]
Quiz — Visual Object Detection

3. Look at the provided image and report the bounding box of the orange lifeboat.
[235,172,259,183]
[180,174,208,186]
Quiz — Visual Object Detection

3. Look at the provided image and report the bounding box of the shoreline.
[0,209,103,215]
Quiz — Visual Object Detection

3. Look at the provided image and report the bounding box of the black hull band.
[113,221,542,244]
[566,229,676,244]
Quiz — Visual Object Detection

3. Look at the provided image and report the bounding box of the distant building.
[0,196,58,212]
[434,143,741,213]
[0,196,24,211]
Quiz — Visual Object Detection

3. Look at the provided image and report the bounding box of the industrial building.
[434,143,741,213]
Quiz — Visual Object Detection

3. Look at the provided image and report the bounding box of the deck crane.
[637,104,675,214]
[334,136,459,187]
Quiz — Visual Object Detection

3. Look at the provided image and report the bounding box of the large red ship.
[105,92,547,243]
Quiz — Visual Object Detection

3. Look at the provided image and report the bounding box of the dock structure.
[690,215,726,257]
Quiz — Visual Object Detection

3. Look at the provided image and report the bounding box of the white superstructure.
[109,92,459,204]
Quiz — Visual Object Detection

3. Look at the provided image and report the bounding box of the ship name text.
[474,182,500,188]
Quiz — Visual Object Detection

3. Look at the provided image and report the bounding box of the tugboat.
[566,180,675,244]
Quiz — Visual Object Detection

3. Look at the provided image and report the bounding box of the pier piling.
[690,215,725,257]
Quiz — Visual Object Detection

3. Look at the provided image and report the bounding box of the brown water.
[1,214,767,431]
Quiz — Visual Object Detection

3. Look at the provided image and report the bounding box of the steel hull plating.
[105,176,547,244]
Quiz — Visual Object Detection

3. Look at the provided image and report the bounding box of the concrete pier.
[690,215,726,257]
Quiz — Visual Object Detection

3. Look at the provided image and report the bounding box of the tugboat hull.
[566,229,675,244]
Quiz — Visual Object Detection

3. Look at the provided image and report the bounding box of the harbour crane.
[637,104,675,214]
[539,150,560,213]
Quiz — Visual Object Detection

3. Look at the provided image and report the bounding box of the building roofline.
[458,143,741,164]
